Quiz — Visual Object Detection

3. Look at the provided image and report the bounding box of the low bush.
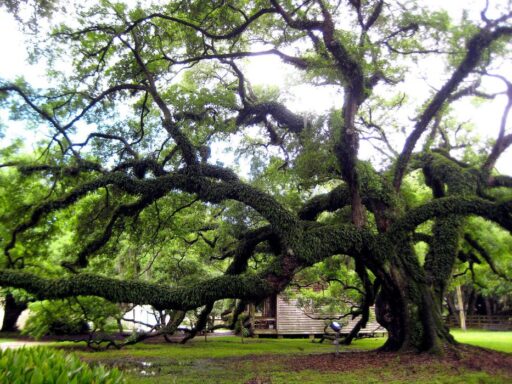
[0,346,124,383]
[23,297,122,339]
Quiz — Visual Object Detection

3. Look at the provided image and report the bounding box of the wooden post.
[456,285,466,331]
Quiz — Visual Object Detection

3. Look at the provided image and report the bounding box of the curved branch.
[4,172,136,260]
[117,33,197,165]
[225,226,276,275]
[393,26,512,191]
[237,102,305,133]
[317,1,364,95]
[18,162,103,176]
[62,84,148,131]
[299,177,394,225]
[6,168,299,260]
[482,77,512,173]
[72,132,139,158]
[299,185,351,220]
[388,197,512,235]
[180,302,214,343]
[125,8,276,41]
[269,0,323,31]
[464,234,511,281]
[72,194,166,268]
[173,49,309,70]
[0,84,148,157]
[0,85,79,158]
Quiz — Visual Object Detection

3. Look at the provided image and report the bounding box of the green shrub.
[23,297,122,339]
[0,346,124,384]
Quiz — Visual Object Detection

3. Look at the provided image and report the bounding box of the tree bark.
[375,261,454,353]
[1,293,27,333]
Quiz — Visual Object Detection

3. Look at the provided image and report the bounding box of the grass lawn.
[66,332,511,384]
[451,329,512,353]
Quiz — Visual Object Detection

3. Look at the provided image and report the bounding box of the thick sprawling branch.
[4,172,137,261]
[6,168,300,261]
[393,26,512,190]
[237,102,305,133]
[299,185,351,220]
[299,179,393,224]
[225,226,276,275]
[269,0,323,31]
[388,197,512,235]
[0,270,272,311]
[317,1,364,96]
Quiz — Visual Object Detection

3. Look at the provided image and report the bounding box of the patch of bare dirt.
[281,345,512,375]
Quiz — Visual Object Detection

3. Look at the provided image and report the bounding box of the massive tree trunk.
[375,264,454,353]
[1,293,27,333]
[370,236,455,353]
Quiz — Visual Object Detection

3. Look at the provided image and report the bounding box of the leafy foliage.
[22,297,121,339]
[0,346,124,384]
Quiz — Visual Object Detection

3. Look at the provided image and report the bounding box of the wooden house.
[249,293,385,338]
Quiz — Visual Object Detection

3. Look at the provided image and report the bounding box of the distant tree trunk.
[455,285,466,331]
[1,293,27,332]
[466,289,476,316]
[485,297,493,315]
[446,294,457,322]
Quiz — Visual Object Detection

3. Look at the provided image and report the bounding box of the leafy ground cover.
[66,332,511,383]
[0,346,124,383]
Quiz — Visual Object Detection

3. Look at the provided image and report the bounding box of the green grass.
[76,336,383,362]
[77,336,345,364]
[67,333,511,384]
[72,336,386,383]
[451,329,512,353]
[3,329,511,383]
[122,366,506,384]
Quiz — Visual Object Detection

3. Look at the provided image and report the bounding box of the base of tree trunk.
[1,293,27,333]
[375,281,456,353]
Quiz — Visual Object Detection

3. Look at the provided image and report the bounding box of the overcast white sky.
[0,1,510,173]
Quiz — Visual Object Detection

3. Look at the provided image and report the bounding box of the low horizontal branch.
[0,270,272,311]
[389,197,512,235]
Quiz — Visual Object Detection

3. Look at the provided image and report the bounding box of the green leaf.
[29,368,43,384]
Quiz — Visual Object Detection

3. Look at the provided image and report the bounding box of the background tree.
[0,0,59,30]
[0,0,511,353]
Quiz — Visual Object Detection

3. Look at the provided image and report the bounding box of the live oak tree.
[0,0,511,352]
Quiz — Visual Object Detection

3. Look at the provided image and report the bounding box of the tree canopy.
[0,0,511,352]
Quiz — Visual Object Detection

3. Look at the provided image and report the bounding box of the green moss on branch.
[0,270,273,311]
